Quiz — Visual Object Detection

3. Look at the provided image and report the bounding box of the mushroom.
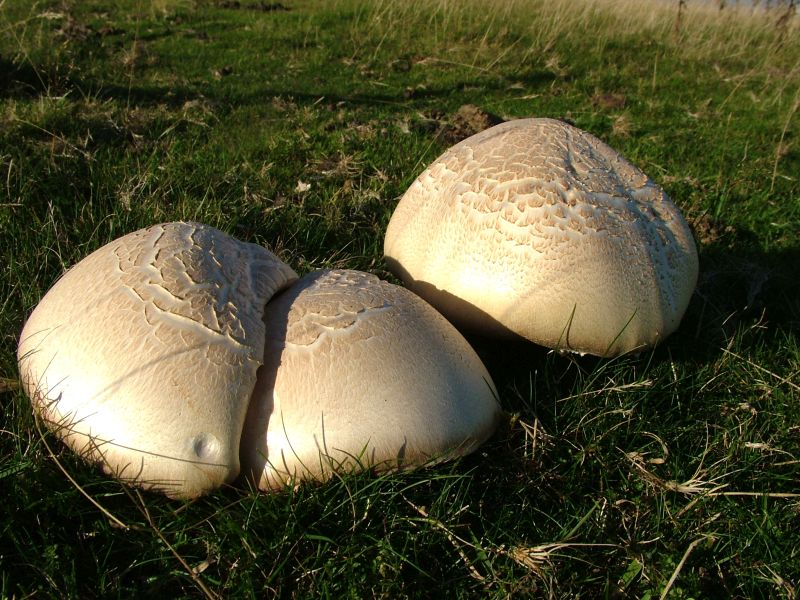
[240,269,501,490]
[17,222,298,498]
[18,226,501,497]
[384,118,699,357]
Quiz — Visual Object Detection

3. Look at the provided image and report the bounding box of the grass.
[1,0,799,596]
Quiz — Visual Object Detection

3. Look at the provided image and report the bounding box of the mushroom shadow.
[385,218,800,424]
[237,289,290,487]
[236,273,407,488]
[383,256,529,343]
[674,219,800,364]
[383,255,663,360]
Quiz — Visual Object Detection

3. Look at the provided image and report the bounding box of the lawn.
[1,0,799,597]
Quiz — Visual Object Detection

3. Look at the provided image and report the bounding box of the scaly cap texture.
[384,118,699,356]
[18,222,298,497]
[240,269,501,490]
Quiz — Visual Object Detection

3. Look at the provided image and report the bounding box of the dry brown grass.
[346,0,800,74]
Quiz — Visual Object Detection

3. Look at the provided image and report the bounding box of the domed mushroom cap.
[384,118,699,357]
[17,222,298,498]
[240,269,500,490]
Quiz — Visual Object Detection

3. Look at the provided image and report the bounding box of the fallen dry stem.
[518,417,552,463]
[404,498,486,582]
[626,450,800,500]
[34,401,215,596]
[33,413,129,531]
[707,490,800,498]
[721,348,800,393]
[625,448,729,495]
[506,541,618,574]
[127,488,220,600]
[659,536,708,600]
[404,496,618,586]
[557,379,654,404]
[0,377,20,393]
[759,564,797,599]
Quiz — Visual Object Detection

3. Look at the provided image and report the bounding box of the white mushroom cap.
[384,118,699,357]
[240,269,500,490]
[17,222,298,498]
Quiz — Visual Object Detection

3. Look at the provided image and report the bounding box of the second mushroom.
[385,118,699,357]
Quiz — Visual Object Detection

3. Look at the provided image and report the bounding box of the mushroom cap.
[17,222,298,498]
[384,118,699,357]
[240,269,501,490]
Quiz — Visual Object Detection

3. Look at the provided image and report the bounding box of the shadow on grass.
[0,56,52,98]
[0,47,557,110]
[682,222,800,356]
[424,219,800,423]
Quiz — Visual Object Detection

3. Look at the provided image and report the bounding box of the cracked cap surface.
[384,118,699,356]
[17,222,298,498]
[240,269,501,490]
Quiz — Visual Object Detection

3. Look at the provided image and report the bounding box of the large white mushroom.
[18,225,501,497]
[17,222,298,498]
[240,269,501,490]
[384,118,699,357]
